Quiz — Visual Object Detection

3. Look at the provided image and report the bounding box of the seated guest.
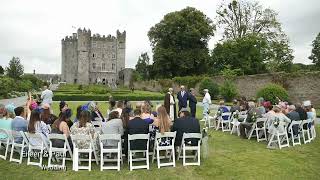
[106,98,116,120]
[268,106,291,135]
[172,108,200,147]
[265,105,276,127]
[304,101,316,120]
[295,103,307,120]
[127,109,149,150]
[101,111,124,147]
[141,103,154,124]
[73,105,82,123]
[5,103,16,120]
[51,112,72,148]
[0,104,12,139]
[88,101,105,122]
[230,99,240,114]
[115,101,124,116]
[256,97,266,114]
[121,108,133,157]
[239,97,249,111]
[286,105,300,136]
[70,110,97,149]
[218,100,230,120]
[28,110,50,145]
[40,103,57,125]
[151,105,172,146]
[59,101,73,128]
[239,102,262,138]
[11,106,28,143]
[135,101,143,110]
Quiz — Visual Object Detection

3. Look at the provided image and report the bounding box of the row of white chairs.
[202,111,317,149]
[0,129,202,171]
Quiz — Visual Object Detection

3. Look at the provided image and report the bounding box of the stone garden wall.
[133,71,320,106]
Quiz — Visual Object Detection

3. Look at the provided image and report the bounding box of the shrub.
[158,79,174,93]
[199,77,219,99]
[173,76,203,89]
[219,80,238,102]
[16,79,33,92]
[53,93,163,101]
[256,83,289,104]
[21,74,44,90]
[0,77,14,98]
[82,85,110,94]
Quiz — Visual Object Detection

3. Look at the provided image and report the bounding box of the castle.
[61,28,126,85]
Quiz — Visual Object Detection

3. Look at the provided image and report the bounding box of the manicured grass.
[1,101,319,179]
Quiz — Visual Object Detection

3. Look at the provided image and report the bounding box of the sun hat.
[5,103,16,114]
[303,100,311,107]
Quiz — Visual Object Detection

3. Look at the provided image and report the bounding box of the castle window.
[102,54,104,58]
[112,64,115,70]
[102,63,106,71]
[92,63,96,69]
[112,53,116,59]
[92,53,95,57]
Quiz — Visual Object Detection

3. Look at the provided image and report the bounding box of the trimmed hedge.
[53,93,164,101]
[256,83,289,104]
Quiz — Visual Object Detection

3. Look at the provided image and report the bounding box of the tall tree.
[309,32,320,68]
[0,65,4,75]
[215,0,293,73]
[6,57,24,79]
[148,7,215,78]
[135,52,150,80]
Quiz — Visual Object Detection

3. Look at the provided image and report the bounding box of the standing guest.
[230,99,240,114]
[239,102,262,138]
[172,108,200,147]
[41,86,53,106]
[70,110,97,149]
[28,110,50,145]
[202,89,211,116]
[188,88,197,118]
[101,111,124,147]
[164,88,177,121]
[141,103,154,124]
[177,85,188,111]
[295,103,307,120]
[11,107,28,143]
[0,105,12,139]
[127,109,149,150]
[40,103,57,125]
[51,112,73,148]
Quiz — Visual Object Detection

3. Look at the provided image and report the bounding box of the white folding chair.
[247,122,257,140]
[310,119,316,140]
[99,134,122,171]
[9,131,28,164]
[25,132,50,167]
[201,115,215,129]
[128,133,150,171]
[288,121,302,146]
[71,134,98,171]
[48,134,73,169]
[255,118,267,142]
[300,119,312,144]
[152,132,176,168]
[0,129,11,160]
[230,114,240,136]
[267,125,289,149]
[177,133,201,166]
[216,112,231,132]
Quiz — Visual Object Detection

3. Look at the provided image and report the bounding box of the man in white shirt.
[41,86,53,106]
[202,89,211,116]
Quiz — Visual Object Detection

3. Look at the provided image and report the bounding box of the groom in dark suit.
[177,85,188,111]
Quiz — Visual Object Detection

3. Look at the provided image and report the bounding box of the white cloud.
[0,0,319,74]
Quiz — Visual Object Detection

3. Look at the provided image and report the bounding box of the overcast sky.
[0,0,319,74]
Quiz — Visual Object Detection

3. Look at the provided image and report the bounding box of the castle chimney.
[33,69,35,74]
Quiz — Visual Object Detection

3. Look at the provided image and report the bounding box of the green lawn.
[0,102,319,179]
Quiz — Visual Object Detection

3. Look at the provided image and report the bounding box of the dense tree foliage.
[0,65,4,75]
[148,7,215,78]
[135,52,151,80]
[309,32,320,68]
[6,57,24,79]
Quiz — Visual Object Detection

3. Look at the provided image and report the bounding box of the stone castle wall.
[61,28,126,85]
[132,72,320,106]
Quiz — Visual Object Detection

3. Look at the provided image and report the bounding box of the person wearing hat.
[177,85,188,111]
[188,88,197,118]
[202,89,211,116]
[164,88,176,120]
[172,108,200,147]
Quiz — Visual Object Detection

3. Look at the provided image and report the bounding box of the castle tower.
[116,30,126,80]
[61,34,78,83]
[76,28,91,84]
